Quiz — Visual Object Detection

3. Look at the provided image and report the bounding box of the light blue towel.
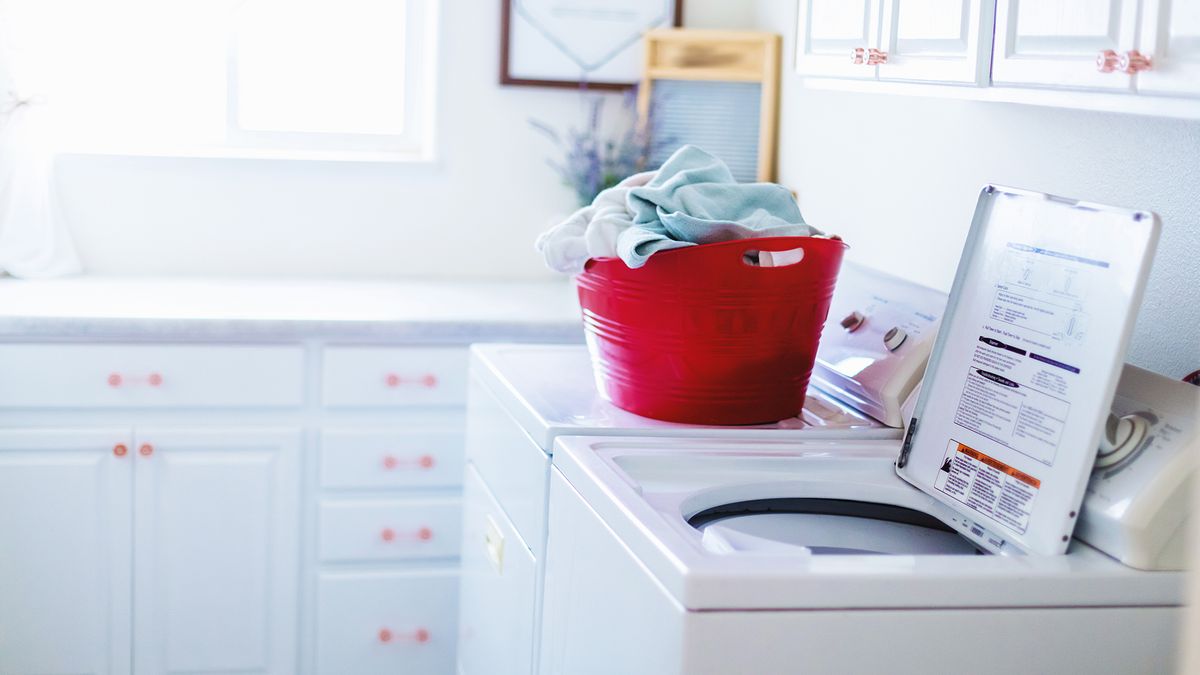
[615,145,817,268]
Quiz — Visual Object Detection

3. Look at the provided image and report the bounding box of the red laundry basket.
[576,236,846,425]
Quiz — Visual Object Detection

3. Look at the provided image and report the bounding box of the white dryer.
[542,363,1195,674]
[454,263,949,675]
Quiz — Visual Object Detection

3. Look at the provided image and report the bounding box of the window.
[0,0,437,160]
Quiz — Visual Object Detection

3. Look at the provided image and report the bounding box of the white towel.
[534,171,655,274]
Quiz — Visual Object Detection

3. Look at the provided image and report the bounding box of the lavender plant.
[530,88,659,207]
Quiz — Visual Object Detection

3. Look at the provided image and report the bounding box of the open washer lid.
[897,186,1160,556]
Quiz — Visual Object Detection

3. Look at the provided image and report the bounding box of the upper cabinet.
[797,0,1200,116]
[798,0,996,85]
[992,0,1142,91]
[878,0,996,84]
[796,0,880,80]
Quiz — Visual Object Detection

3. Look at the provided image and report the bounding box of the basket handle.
[739,237,811,268]
[739,236,846,269]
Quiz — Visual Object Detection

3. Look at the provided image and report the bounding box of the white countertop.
[0,277,585,342]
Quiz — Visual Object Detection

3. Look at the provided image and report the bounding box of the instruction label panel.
[934,440,1042,533]
[898,190,1157,554]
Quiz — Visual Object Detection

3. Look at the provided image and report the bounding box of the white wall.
[754,2,1199,379]
[43,1,1200,376]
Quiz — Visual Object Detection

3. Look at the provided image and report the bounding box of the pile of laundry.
[536,145,824,273]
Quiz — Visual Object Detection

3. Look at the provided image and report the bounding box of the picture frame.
[500,0,684,90]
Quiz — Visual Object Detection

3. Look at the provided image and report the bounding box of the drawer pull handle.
[381,454,436,470]
[139,443,154,457]
[113,444,128,457]
[107,373,164,388]
[849,47,864,64]
[378,627,430,644]
[865,48,888,65]
[384,373,439,389]
[379,527,433,542]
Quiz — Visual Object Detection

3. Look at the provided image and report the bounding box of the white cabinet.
[992,0,1141,91]
[796,0,880,79]
[879,0,995,84]
[0,340,484,675]
[0,344,305,409]
[797,0,995,84]
[1137,0,1200,96]
[316,571,459,675]
[132,429,300,675]
[799,0,1200,115]
[0,430,132,675]
[0,427,299,675]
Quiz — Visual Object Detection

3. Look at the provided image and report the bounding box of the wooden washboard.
[638,30,781,182]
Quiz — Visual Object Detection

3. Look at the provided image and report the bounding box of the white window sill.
[56,144,437,164]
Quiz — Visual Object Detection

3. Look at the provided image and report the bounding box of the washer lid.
[896,186,1160,556]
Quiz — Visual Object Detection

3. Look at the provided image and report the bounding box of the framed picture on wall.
[501,0,683,89]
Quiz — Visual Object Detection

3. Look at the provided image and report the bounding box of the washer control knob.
[1095,413,1150,469]
[883,327,908,351]
[840,311,866,333]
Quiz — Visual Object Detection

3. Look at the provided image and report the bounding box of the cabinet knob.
[417,527,433,541]
[866,48,889,65]
[418,454,435,469]
[147,372,163,387]
[1096,49,1120,73]
[414,628,430,643]
[381,527,396,542]
[378,628,393,643]
[108,373,123,387]
[1119,50,1152,74]
[850,47,865,65]
[139,443,154,457]
[382,455,398,470]
[113,443,128,457]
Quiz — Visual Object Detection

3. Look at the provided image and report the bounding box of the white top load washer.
[543,364,1195,674]
[455,263,948,675]
[538,187,1181,674]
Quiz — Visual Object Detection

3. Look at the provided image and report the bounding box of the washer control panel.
[811,263,947,427]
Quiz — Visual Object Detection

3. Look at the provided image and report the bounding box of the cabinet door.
[878,0,996,84]
[796,0,882,79]
[1138,0,1200,96]
[992,0,1141,91]
[132,428,300,675]
[0,429,132,675]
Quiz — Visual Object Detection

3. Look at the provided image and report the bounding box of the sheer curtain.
[0,3,82,278]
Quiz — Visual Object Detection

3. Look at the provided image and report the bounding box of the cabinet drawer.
[317,570,458,675]
[320,429,464,490]
[0,344,304,408]
[319,498,461,563]
[321,347,468,408]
